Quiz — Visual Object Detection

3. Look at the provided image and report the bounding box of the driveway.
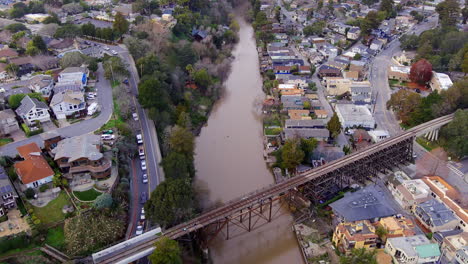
[0,63,113,157]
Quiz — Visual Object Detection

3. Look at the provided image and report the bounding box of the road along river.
[194,18,304,264]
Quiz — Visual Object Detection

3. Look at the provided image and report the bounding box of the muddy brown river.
[194,18,304,264]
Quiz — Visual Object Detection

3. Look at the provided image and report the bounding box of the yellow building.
[379,216,416,238]
[332,220,378,253]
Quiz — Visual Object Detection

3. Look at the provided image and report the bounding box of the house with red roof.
[14,143,54,189]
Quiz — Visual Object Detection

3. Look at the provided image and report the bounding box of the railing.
[69,160,111,174]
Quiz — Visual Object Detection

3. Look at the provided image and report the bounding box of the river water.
[194,18,304,264]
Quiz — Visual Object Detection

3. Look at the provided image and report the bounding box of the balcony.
[69,159,111,174]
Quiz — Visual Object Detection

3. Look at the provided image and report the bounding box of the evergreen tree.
[327,113,342,138]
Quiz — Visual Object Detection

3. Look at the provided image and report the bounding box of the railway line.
[94,113,456,264]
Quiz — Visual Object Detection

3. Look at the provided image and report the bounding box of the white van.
[87,102,98,116]
[136,134,143,144]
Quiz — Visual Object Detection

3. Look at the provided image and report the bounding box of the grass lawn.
[73,189,102,201]
[264,127,282,136]
[416,137,440,152]
[45,226,65,250]
[31,192,69,224]
[0,138,13,146]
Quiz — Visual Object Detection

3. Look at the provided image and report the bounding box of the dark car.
[123,79,129,85]
[140,192,147,204]
[102,130,113,134]
[415,88,421,93]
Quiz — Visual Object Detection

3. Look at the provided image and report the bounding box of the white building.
[335,104,375,129]
[15,95,50,126]
[50,91,86,119]
[385,235,441,264]
[368,130,390,143]
[58,67,88,88]
[430,72,453,91]
[29,75,54,98]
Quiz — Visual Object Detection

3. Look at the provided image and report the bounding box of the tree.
[410,59,433,84]
[25,188,35,199]
[32,35,47,52]
[193,68,212,93]
[161,151,194,179]
[81,22,96,37]
[123,37,149,60]
[340,248,377,264]
[400,34,419,50]
[353,53,362,60]
[28,1,45,13]
[138,78,172,110]
[5,63,19,78]
[379,0,394,15]
[436,0,460,28]
[463,6,468,24]
[5,23,28,33]
[360,11,381,35]
[149,237,183,264]
[300,138,318,158]
[9,3,28,18]
[303,21,325,36]
[62,3,83,14]
[327,113,342,138]
[93,193,113,209]
[88,59,98,72]
[43,14,61,24]
[462,51,468,74]
[281,138,305,171]
[441,109,468,158]
[317,0,324,10]
[169,126,194,155]
[408,91,442,126]
[386,90,422,125]
[103,56,129,80]
[38,23,59,36]
[113,12,129,37]
[54,24,81,38]
[60,52,88,68]
[145,177,194,228]
[375,226,388,240]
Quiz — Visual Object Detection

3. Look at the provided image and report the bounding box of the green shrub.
[25,188,35,199]
[0,232,31,254]
[39,185,50,193]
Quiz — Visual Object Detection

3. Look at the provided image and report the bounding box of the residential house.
[414,199,458,233]
[332,220,378,253]
[281,95,304,110]
[324,77,352,95]
[53,83,83,94]
[393,50,416,65]
[347,27,361,40]
[162,9,173,21]
[370,39,384,51]
[0,109,19,136]
[330,185,397,223]
[422,176,468,231]
[29,74,54,98]
[285,119,326,129]
[15,95,50,126]
[58,67,88,88]
[48,38,75,54]
[330,22,349,35]
[52,134,111,178]
[274,66,292,74]
[430,72,453,91]
[387,178,431,210]
[283,128,329,141]
[344,70,360,81]
[311,142,345,167]
[388,66,411,81]
[50,90,86,119]
[9,57,34,77]
[350,81,372,104]
[352,129,372,150]
[349,60,366,76]
[385,235,441,264]
[0,166,18,217]
[41,131,62,155]
[14,143,54,188]
[299,66,311,75]
[286,75,308,89]
[288,110,311,120]
[379,216,416,238]
[335,104,375,129]
[314,109,328,119]
[440,232,468,263]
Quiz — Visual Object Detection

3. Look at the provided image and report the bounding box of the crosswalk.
[447,162,465,178]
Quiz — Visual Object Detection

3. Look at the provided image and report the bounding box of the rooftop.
[390,66,411,74]
[14,143,54,184]
[433,72,453,90]
[330,185,397,221]
[15,95,48,116]
[387,235,435,257]
[284,128,329,140]
[415,198,457,227]
[335,104,374,122]
[53,134,103,162]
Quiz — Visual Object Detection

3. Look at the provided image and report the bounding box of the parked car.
[111,50,118,55]
[135,224,143,236]
[132,113,139,121]
[140,192,147,204]
[136,134,143,144]
[123,79,129,85]
[102,130,113,134]
[103,46,110,51]
[141,160,147,170]
[142,173,148,184]
[138,146,145,157]
[141,208,145,220]
[101,134,115,140]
